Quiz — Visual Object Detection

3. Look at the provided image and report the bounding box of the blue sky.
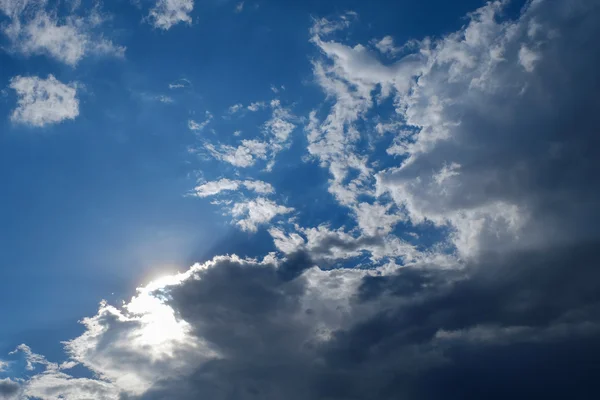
[1,0,600,399]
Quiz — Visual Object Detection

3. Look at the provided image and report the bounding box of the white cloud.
[519,45,540,72]
[0,1,125,66]
[247,101,266,111]
[205,139,269,168]
[23,370,118,400]
[228,103,243,114]
[188,111,213,132]
[9,75,79,127]
[192,178,274,197]
[234,1,244,13]
[149,0,194,30]
[242,179,275,194]
[373,35,399,56]
[264,100,296,142]
[169,78,192,89]
[354,202,404,236]
[230,198,293,232]
[202,100,296,171]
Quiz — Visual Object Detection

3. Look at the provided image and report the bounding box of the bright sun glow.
[124,272,192,356]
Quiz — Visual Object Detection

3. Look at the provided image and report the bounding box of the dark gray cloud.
[135,241,600,400]
[0,379,19,399]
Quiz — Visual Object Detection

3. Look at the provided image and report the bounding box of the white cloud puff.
[230,198,293,232]
[192,178,274,197]
[10,75,79,127]
[149,0,194,30]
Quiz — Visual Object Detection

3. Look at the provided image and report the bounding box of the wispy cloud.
[234,1,244,14]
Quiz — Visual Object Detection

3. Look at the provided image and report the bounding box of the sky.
[0,0,599,399]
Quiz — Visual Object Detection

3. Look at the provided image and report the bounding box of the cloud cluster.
[9,75,79,127]
[202,99,298,170]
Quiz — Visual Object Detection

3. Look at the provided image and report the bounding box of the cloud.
[9,75,79,127]
[11,241,600,399]
[230,198,293,232]
[0,0,125,66]
[23,370,118,400]
[169,78,192,89]
[269,224,418,264]
[228,103,244,114]
[373,35,400,56]
[247,101,266,111]
[188,111,213,132]
[0,378,19,399]
[374,0,600,258]
[204,139,269,168]
[191,178,274,197]
[202,100,296,170]
[264,99,296,142]
[149,0,194,30]
[518,44,540,71]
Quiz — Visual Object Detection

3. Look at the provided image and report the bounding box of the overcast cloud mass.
[1,0,600,399]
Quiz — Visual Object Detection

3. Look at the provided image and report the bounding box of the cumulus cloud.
[9,75,79,127]
[0,0,125,65]
[149,0,194,30]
